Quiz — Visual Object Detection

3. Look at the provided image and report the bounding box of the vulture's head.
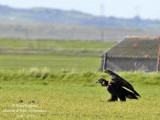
[96,78,108,87]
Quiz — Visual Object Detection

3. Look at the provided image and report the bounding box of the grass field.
[0,71,160,120]
[0,39,116,71]
[0,39,160,120]
[0,54,101,71]
[0,38,115,49]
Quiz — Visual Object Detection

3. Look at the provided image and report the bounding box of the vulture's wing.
[104,70,140,96]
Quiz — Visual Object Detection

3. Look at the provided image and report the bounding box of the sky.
[0,0,160,20]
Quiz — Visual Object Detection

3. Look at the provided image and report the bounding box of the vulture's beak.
[96,80,100,83]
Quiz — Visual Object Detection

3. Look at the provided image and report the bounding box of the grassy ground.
[0,39,160,119]
[0,38,115,49]
[0,38,116,71]
[0,71,160,120]
[0,54,100,71]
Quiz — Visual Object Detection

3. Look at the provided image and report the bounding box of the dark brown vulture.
[96,70,140,102]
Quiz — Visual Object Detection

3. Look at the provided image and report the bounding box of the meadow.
[0,39,160,120]
[0,70,160,120]
[0,39,115,71]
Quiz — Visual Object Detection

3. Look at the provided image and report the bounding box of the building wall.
[102,57,157,72]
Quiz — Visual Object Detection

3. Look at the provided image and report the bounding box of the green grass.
[0,39,159,119]
[0,38,116,49]
[0,54,101,71]
[0,38,116,55]
[0,38,116,71]
[0,39,111,71]
[0,71,160,120]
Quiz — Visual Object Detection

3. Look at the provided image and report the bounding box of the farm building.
[100,36,160,72]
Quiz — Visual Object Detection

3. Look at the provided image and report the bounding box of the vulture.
[96,70,140,102]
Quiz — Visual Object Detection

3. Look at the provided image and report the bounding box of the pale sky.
[0,0,160,20]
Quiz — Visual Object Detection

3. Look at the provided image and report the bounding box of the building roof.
[106,36,160,59]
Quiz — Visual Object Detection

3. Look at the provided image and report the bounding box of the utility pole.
[24,28,33,48]
[100,4,105,41]
[134,6,141,28]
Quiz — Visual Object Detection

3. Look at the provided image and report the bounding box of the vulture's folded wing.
[104,70,140,97]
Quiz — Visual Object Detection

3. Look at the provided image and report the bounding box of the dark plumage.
[104,70,140,97]
[96,78,138,101]
[96,70,140,102]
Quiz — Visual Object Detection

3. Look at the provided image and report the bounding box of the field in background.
[0,38,116,71]
[0,54,101,71]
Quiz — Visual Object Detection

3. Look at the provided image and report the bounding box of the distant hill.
[0,5,160,28]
